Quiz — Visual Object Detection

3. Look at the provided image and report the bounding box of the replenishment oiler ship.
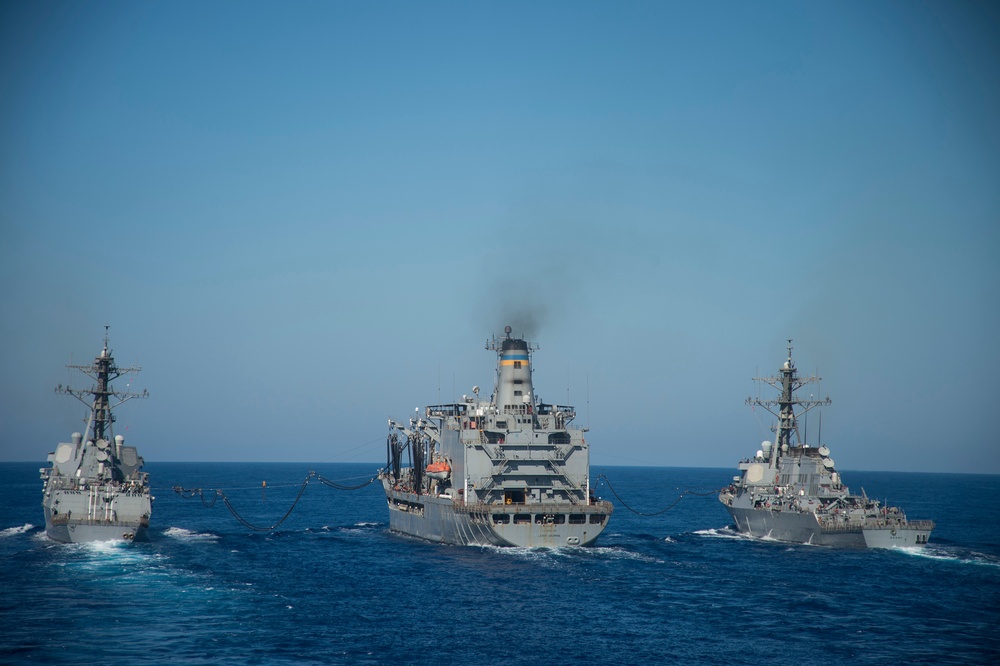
[40,329,152,542]
[719,341,934,548]
[379,326,613,547]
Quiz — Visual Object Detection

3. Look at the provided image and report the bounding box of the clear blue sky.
[2,1,997,473]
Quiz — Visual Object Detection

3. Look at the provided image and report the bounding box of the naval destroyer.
[379,327,613,547]
[719,341,933,548]
[40,329,152,542]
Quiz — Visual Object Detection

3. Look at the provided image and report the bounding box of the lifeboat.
[425,461,451,480]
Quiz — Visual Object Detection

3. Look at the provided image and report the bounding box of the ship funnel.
[494,330,534,414]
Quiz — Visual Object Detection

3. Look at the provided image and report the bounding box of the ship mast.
[747,340,830,461]
[56,326,148,443]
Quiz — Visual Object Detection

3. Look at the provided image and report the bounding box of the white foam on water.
[476,543,663,564]
[47,539,164,570]
[473,545,578,568]
[341,522,380,531]
[83,539,132,554]
[475,544,544,558]
[0,523,34,537]
[895,544,1000,568]
[692,527,750,541]
[581,546,664,564]
[164,526,219,541]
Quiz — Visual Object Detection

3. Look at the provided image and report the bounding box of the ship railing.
[479,442,504,459]
[476,476,497,492]
[476,440,577,465]
[814,520,864,532]
[450,499,613,515]
[817,517,934,532]
[48,515,136,527]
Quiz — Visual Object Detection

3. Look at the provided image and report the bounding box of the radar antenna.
[746,339,831,453]
[55,327,149,442]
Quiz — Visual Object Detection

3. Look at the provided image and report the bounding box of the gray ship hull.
[43,488,151,543]
[725,505,933,549]
[44,515,148,543]
[385,482,610,548]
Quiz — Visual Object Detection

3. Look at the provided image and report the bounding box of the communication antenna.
[805,394,812,444]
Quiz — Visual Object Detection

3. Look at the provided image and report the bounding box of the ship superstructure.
[719,341,933,548]
[379,327,613,547]
[40,329,152,542]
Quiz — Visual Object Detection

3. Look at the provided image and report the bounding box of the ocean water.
[1,462,998,665]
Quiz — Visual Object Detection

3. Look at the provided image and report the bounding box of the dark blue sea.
[2,463,998,665]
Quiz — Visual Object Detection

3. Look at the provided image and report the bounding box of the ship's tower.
[747,339,830,459]
[56,327,148,480]
[776,345,798,452]
[492,326,535,414]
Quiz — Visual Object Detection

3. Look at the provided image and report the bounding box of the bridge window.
[549,432,571,445]
[589,514,606,524]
